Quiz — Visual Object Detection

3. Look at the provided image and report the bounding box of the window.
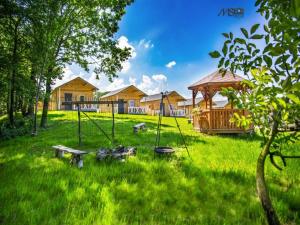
[80,96,84,102]
[129,100,135,107]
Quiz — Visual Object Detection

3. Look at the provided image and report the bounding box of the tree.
[210,0,300,224]
[34,0,133,128]
[0,1,31,126]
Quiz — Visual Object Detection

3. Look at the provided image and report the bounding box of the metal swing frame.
[154,92,190,157]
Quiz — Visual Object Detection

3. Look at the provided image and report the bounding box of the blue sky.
[59,0,264,98]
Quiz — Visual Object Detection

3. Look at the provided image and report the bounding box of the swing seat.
[154,146,175,154]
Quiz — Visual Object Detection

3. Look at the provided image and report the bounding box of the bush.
[0,116,32,140]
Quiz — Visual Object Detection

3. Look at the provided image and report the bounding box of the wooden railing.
[128,107,146,114]
[170,109,185,117]
[193,108,250,133]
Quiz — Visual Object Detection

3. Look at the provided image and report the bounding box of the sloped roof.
[178,97,204,107]
[53,76,98,91]
[101,85,146,99]
[188,70,244,90]
[213,100,229,108]
[140,91,185,102]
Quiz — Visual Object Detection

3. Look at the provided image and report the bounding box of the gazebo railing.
[193,108,250,133]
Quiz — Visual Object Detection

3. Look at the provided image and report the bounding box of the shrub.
[0,116,32,140]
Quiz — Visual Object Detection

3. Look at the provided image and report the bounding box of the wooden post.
[58,87,61,110]
[112,101,115,145]
[209,88,213,134]
[192,90,196,108]
[77,103,82,146]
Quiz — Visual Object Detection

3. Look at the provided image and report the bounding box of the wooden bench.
[133,123,146,133]
[52,145,88,168]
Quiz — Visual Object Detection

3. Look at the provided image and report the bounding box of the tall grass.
[0,111,299,225]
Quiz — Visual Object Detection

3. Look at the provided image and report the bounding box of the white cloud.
[129,77,136,86]
[117,36,136,74]
[106,78,126,91]
[136,74,168,95]
[137,75,153,91]
[52,66,77,89]
[152,74,167,82]
[138,39,154,49]
[117,36,136,58]
[120,61,131,73]
[165,61,176,68]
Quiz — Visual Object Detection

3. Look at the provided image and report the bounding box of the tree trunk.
[256,121,280,225]
[40,75,52,128]
[8,20,19,127]
[27,72,36,116]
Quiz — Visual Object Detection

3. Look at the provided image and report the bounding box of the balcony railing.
[73,104,98,112]
[128,107,146,114]
[170,109,185,117]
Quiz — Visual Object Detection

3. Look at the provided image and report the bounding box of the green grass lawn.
[0,111,299,225]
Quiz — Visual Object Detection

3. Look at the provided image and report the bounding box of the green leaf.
[250,24,260,34]
[255,0,263,7]
[229,32,233,40]
[265,35,270,44]
[218,57,225,68]
[291,82,300,91]
[270,46,285,56]
[234,38,246,45]
[287,94,300,104]
[275,56,282,65]
[222,44,228,56]
[209,51,221,58]
[278,99,287,108]
[240,28,249,38]
[225,59,230,67]
[222,33,229,38]
[250,34,263,39]
[271,102,278,110]
[263,55,272,67]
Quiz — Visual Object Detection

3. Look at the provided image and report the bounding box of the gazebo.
[188,70,251,134]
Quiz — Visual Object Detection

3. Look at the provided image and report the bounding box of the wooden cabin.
[177,97,206,117]
[100,85,147,114]
[140,91,186,117]
[50,77,98,110]
[188,70,251,134]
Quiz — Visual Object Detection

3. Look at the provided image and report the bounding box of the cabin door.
[118,99,125,114]
[64,93,72,110]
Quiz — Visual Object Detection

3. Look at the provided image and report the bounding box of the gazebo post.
[208,88,213,134]
[192,90,197,108]
[192,90,197,126]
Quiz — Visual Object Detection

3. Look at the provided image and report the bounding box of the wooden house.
[177,97,206,117]
[140,91,186,116]
[50,77,98,110]
[99,85,147,114]
[188,70,252,134]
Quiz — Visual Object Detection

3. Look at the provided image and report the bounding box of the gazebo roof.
[188,70,244,91]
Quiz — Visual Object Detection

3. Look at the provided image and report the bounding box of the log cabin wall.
[141,93,184,116]
[99,86,145,113]
[177,101,207,117]
[48,77,97,110]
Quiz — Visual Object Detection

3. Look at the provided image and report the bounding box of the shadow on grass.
[214,132,264,142]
